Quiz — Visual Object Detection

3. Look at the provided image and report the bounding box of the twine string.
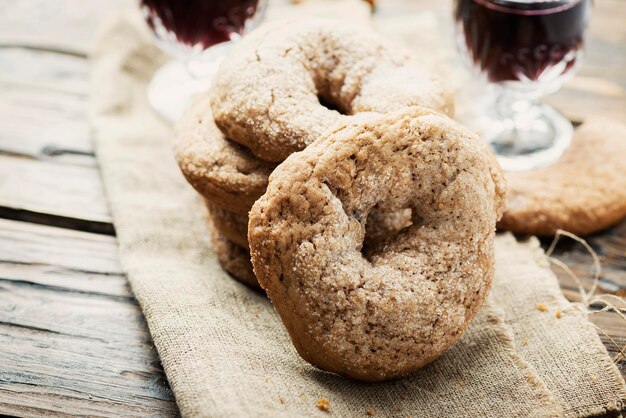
[546,229,626,363]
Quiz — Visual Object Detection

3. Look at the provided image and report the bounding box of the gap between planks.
[0,218,177,416]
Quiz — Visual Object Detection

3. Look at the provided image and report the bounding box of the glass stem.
[185,57,219,80]
[184,40,234,80]
[493,92,542,146]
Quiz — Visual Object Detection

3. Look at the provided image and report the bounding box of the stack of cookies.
[174,94,273,288]
[174,19,510,381]
[174,19,454,288]
[172,17,625,382]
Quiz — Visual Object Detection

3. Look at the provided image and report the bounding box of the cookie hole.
[361,207,415,260]
[318,93,346,115]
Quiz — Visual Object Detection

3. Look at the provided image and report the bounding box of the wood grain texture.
[0,46,112,229]
[0,219,177,417]
[0,0,624,416]
[0,47,94,160]
[0,3,178,414]
[0,0,131,56]
[0,156,110,223]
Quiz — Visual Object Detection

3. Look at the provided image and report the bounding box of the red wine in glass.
[455,0,591,89]
[139,0,267,122]
[141,0,263,57]
[453,0,592,171]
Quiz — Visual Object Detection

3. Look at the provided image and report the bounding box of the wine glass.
[140,0,269,122]
[453,0,592,171]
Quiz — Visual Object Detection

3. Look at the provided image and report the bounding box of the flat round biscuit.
[248,107,505,381]
[499,117,626,236]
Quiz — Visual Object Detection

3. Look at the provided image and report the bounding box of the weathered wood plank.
[0,155,111,224]
[0,2,177,413]
[0,46,113,227]
[0,0,131,56]
[0,47,88,95]
[0,218,122,294]
[0,219,177,417]
[0,45,111,228]
[0,328,176,417]
[0,47,94,160]
[0,262,128,299]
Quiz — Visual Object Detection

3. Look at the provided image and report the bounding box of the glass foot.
[147,59,218,123]
[460,91,574,173]
[483,104,573,172]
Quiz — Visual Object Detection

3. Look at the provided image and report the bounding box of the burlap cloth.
[90,10,626,418]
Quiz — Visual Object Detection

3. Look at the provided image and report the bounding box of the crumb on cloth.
[316,397,330,412]
[536,303,549,312]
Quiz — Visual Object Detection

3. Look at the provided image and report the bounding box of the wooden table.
[0,0,624,416]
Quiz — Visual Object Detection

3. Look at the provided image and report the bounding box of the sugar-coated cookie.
[249,107,505,381]
[205,200,249,248]
[175,95,276,215]
[211,19,453,162]
[209,221,258,289]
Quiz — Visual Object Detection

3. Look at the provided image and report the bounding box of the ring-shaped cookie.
[208,220,258,289]
[207,197,415,252]
[248,107,505,381]
[175,95,276,214]
[205,200,250,248]
[211,20,454,162]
